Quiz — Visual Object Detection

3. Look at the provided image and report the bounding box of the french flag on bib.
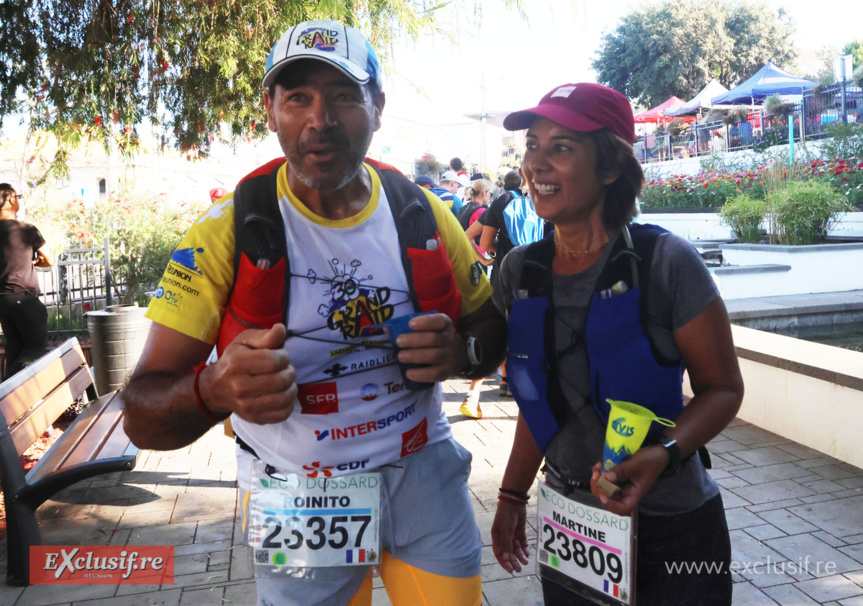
[346,549,366,564]
[604,579,620,597]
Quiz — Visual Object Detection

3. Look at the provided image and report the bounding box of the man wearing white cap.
[124,19,504,606]
[440,170,465,215]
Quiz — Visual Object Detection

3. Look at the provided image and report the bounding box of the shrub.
[27,184,209,305]
[768,181,853,245]
[804,158,863,206]
[719,195,767,243]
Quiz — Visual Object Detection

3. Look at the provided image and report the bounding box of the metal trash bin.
[86,305,152,395]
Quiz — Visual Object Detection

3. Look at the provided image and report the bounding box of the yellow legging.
[346,551,481,606]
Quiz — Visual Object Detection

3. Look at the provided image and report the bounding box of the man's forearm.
[123,371,219,451]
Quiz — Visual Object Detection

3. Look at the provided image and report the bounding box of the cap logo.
[297,27,339,52]
[551,85,576,99]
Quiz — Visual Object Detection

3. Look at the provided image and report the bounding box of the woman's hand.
[589,444,668,516]
[492,500,531,573]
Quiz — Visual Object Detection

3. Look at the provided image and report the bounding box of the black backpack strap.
[373,166,439,313]
[231,162,289,323]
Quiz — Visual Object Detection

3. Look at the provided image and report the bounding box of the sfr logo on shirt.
[298,382,339,415]
[400,418,428,457]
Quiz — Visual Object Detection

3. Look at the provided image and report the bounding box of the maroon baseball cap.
[503,83,635,144]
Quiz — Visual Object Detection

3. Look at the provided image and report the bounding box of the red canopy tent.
[633,96,695,124]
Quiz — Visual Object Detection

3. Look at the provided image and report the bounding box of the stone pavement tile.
[171,486,237,521]
[731,530,788,569]
[723,425,787,447]
[839,597,863,606]
[174,552,211,576]
[0,582,25,606]
[709,439,749,454]
[801,494,846,505]
[114,582,162,596]
[727,507,767,531]
[73,588,182,605]
[789,495,863,537]
[194,517,235,544]
[797,458,844,470]
[481,561,537,583]
[837,463,863,474]
[766,534,863,576]
[175,539,232,557]
[732,581,780,605]
[128,520,198,546]
[736,448,803,467]
[748,499,806,514]
[108,527,133,547]
[741,565,797,589]
[718,476,752,489]
[833,489,863,500]
[778,444,831,460]
[734,463,814,485]
[482,574,544,606]
[231,545,255,581]
[795,575,863,602]
[207,550,230,569]
[733,480,816,506]
[179,585,225,605]
[839,543,863,566]
[171,569,230,589]
[837,478,863,490]
[372,586,393,606]
[746,524,788,541]
[713,452,750,468]
[720,487,752,509]
[119,507,175,529]
[709,468,735,480]
[15,582,117,605]
[812,467,861,481]
[845,570,863,587]
[122,494,177,514]
[757,510,820,536]
[813,531,848,548]
[222,581,257,606]
[763,583,821,605]
[847,535,863,545]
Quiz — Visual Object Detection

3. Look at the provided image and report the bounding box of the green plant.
[722,106,749,125]
[27,183,209,305]
[764,94,794,117]
[719,194,767,243]
[819,123,863,163]
[768,181,853,245]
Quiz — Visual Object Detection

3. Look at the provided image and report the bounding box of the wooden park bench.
[0,338,138,585]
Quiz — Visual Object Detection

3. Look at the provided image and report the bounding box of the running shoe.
[459,399,482,419]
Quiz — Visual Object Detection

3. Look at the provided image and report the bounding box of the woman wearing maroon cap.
[490,84,743,605]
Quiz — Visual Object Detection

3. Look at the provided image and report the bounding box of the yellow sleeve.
[145,197,236,344]
[422,188,494,316]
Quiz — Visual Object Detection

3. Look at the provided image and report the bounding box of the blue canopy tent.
[711,62,816,105]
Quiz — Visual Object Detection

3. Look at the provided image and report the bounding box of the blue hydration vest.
[506,224,686,453]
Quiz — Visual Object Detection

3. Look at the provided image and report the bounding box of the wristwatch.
[656,433,682,476]
[459,335,483,378]
[466,335,482,366]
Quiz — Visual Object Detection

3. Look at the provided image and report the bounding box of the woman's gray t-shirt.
[495,227,722,515]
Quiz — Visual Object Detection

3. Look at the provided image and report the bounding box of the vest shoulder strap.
[231,162,288,309]
[373,165,440,312]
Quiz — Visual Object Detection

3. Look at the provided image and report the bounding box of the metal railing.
[37,238,115,337]
[635,79,862,164]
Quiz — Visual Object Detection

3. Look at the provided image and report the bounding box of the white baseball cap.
[263,20,381,89]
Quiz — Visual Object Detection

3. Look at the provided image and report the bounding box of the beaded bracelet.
[193,361,230,422]
[498,493,529,506]
[498,488,530,503]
